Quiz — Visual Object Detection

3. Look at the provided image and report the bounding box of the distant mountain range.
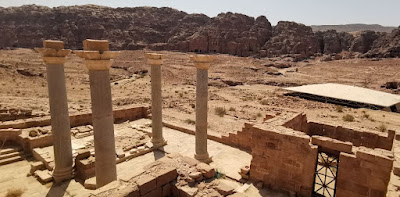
[311,24,397,33]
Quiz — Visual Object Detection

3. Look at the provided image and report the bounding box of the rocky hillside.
[0,4,399,58]
[311,24,397,33]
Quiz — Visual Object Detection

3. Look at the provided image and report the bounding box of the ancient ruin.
[1,3,400,197]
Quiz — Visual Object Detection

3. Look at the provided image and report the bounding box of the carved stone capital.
[43,57,67,65]
[145,53,164,66]
[190,55,216,70]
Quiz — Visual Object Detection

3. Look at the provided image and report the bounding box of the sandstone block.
[146,142,154,149]
[84,177,96,190]
[182,156,200,167]
[171,181,180,197]
[83,39,109,52]
[162,183,172,197]
[370,189,386,197]
[44,40,64,50]
[156,167,178,187]
[142,187,162,197]
[116,148,125,158]
[137,174,157,195]
[30,161,45,174]
[34,170,53,184]
[240,166,250,174]
[356,149,393,168]
[196,163,215,178]
[118,185,140,197]
[311,136,353,153]
[76,149,91,160]
[216,182,235,196]
[179,186,198,197]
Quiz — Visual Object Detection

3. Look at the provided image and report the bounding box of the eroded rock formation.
[0,5,399,58]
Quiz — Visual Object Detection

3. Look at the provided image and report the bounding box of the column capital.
[74,39,120,71]
[35,40,70,63]
[146,53,164,66]
[190,55,216,70]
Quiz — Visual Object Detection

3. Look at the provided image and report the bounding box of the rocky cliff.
[0,5,399,58]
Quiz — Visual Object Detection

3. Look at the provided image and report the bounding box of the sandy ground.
[1,49,400,136]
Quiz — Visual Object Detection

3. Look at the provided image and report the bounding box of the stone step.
[0,151,23,160]
[34,170,53,184]
[0,155,24,165]
[0,147,20,155]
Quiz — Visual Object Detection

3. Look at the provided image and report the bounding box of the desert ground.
[1,49,400,137]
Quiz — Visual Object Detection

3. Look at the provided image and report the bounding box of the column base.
[151,138,167,147]
[53,166,73,183]
[194,153,212,164]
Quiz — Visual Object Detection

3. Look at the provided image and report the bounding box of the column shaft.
[151,65,164,144]
[88,70,117,187]
[195,69,209,160]
[46,64,73,182]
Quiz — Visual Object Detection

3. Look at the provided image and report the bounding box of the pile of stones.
[0,108,34,121]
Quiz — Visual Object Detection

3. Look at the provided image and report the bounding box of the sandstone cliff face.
[184,13,272,57]
[261,21,319,57]
[316,30,354,54]
[365,27,400,58]
[0,5,399,58]
[350,31,382,53]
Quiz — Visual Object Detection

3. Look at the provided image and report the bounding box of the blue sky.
[0,0,399,26]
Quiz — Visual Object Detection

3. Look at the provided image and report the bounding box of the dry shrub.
[259,99,269,105]
[215,107,226,117]
[335,106,343,113]
[184,119,195,125]
[342,114,354,122]
[6,188,24,197]
[378,124,387,132]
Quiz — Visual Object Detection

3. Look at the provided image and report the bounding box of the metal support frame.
[312,150,339,197]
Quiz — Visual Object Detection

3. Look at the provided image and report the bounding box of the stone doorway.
[312,150,339,197]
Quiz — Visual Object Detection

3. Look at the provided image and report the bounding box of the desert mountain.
[0,4,399,58]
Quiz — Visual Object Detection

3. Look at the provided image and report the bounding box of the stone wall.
[0,106,149,154]
[220,123,253,151]
[163,120,254,152]
[0,108,36,121]
[249,125,318,196]
[283,113,395,151]
[336,148,393,197]
[0,106,149,130]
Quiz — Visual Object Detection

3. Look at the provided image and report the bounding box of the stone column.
[145,53,166,147]
[36,40,73,183]
[190,55,215,163]
[74,39,120,188]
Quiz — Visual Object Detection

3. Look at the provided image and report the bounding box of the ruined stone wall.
[336,148,393,197]
[249,125,318,196]
[282,113,309,132]
[0,106,149,130]
[283,113,395,151]
[220,123,253,151]
[163,120,254,152]
[308,122,395,151]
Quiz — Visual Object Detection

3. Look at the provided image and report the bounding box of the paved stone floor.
[0,118,282,197]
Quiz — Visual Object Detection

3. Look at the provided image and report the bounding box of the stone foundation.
[0,105,148,154]
[247,112,395,197]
